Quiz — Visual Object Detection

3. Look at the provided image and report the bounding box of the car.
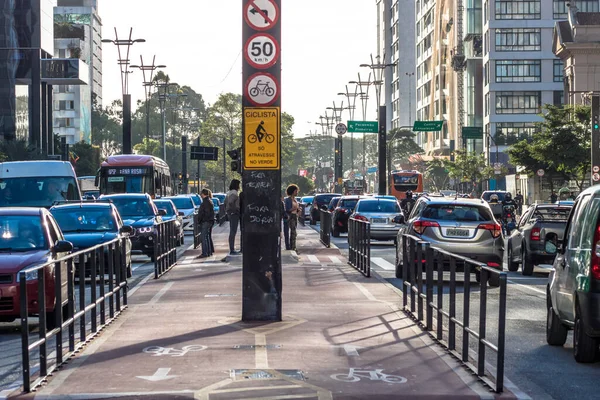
[153,199,185,246]
[351,198,404,242]
[555,200,575,207]
[327,196,341,212]
[0,207,73,328]
[546,185,600,362]
[507,203,572,275]
[212,198,221,222]
[212,192,226,205]
[331,195,362,237]
[188,193,202,210]
[49,202,134,277]
[309,193,341,224]
[301,196,314,219]
[481,190,508,203]
[98,193,165,260]
[165,195,197,232]
[395,197,504,286]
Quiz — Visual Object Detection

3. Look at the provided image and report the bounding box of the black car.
[331,195,362,237]
[309,193,341,225]
[98,193,164,260]
[153,199,185,246]
[327,197,341,212]
[50,202,133,277]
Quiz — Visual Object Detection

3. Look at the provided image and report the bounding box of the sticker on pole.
[244,107,280,170]
[245,33,279,69]
[244,0,279,31]
[245,72,278,106]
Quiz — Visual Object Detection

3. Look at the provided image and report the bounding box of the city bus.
[97,155,172,198]
[0,160,81,208]
[343,178,366,195]
[389,170,424,200]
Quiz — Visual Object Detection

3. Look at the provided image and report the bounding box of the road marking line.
[307,255,319,263]
[508,280,546,295]
[128,272,154,296]
[255,334,269,369]
[148,282,174,305]
[371,257,395,270]
[329,256,342,264]
[210,385,302,394]
[241,395,318,400]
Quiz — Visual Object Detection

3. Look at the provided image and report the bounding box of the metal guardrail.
[20,237,129,393]
[193,212,202,249]
[348,218,370,277]
[299,203,306,226]
[400,234,507,393]
[154,219,178,279]
[319,209,331,248]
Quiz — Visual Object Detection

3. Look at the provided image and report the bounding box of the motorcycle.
[501,205,516,235]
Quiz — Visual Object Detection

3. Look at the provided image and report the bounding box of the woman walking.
[207,189,215,255]
[225,179,241,255]
[284,184,300,253]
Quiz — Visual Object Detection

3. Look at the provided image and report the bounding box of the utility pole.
[591,95,600,185]
[130,56,166,145]
[181,135,188,194]
[222,136,227,193]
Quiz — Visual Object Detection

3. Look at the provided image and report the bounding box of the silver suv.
[395,197,504,285]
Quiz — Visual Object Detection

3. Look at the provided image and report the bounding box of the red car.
[0,208,73,328]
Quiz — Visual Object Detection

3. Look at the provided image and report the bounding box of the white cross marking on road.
[329,256,343,264]
[307,255,320,263]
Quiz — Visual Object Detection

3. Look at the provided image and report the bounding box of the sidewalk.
[14,224,514,399]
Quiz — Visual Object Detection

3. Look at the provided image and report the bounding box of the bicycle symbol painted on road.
[330,368,407,384]
[143,344,207,357]
[248,121,275,144]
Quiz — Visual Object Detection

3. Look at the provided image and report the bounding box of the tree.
[0,139,45,161]
[387,128,424,168]
[445,150,494,194]
[91,95,122,158]
[70,141,101,176]
[282,175,314,196]
[424,158,450,192]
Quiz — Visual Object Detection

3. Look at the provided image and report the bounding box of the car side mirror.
[158,209,167,216]
[178,211,185,217]
[54,240,73,253]
[120,225,134,234]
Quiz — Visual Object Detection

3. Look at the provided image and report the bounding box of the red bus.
[343,178,366,195]
[389,170,424,200]
[97,155,172,198]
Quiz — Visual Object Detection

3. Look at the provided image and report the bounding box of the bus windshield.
[101,172,154,195]
[0,177,79,208]
[392,174,420,191]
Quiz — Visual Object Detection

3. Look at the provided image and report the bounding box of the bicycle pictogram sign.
[245,72,278,106]
[248,121,275,144]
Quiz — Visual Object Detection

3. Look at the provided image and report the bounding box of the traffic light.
[227,148,241,172]
[593,96,600,132]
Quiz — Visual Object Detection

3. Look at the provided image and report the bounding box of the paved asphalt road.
[310,223,600,400]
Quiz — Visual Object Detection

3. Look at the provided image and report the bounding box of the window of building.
[495,28,541,51]
[554,59,564,82]
[67,100,75,110]
[484,61,490,85]
[553,0,599,19]
[66,118,73,127]
[495,60,541,82]
[554,90,564,106]
[495,122,538,145]
[495,0,541,19]
[485,93,490,116]
[495,91,541,114]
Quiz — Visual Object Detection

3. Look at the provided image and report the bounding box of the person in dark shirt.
[400,191,416,217]
[197,188,215,258]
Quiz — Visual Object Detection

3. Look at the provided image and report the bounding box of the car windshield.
[189,195,201,207]
[154,201,175,216]
[169,197,194,210]
[482,192,506,202]
[301,196,314,204]
[340,199,359,209]
[357,200,400,213]
[52,207,117,232]
[0,177,80,208]
[0,215,47,251]
[422,204,492,222]
[316,195,338,205]
[213,194,226,204]
[533,207,572,221]
[106,197,153,218]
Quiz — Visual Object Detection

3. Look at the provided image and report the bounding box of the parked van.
[0,161,81,208]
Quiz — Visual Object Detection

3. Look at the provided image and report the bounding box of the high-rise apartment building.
[53,0,102,144]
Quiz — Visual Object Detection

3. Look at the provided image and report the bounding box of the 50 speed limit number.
[244,33,279,69]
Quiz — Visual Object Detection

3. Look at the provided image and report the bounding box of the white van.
[0,161,81,208]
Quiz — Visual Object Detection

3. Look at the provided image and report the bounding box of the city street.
[308,223,600,400]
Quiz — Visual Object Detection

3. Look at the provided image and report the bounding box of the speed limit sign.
[244,33,279,69]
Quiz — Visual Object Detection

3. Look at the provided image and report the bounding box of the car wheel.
[488,273,500,287]
[475,270,481,283]
[546,305,568,346]
[522,247,534,276]
[127,263,132,278]
[46,303,71,331]
[574,303,598,363]
[332,225,340,237]
[507,244,519,272]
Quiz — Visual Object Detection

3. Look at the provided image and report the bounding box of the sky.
[99,0,378,138]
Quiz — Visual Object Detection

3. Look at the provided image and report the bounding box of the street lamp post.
[361,54,396,195]
[349,73,376,189]
[101,28,145,154]
[130,56,166,146]
[338,85,361,173]
[155,81,176,161]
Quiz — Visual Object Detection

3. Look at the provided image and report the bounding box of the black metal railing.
[348,218,370,277]
[299,204,306,226]
[154,219,178,279]
[319,209,331,248]
[20,237,129,393]
[193,212,202,249]
[401,234,507,393]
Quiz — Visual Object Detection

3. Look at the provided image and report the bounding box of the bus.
[343,178,366,195]
[77,175,99,199]
[0,160,81,208]
[97,155,172,198]
[389,170,424,201]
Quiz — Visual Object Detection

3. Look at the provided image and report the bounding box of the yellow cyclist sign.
[244,107,280,170]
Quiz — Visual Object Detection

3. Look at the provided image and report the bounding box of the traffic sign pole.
[242,0,282,321]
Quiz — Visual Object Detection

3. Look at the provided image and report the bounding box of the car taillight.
[591,224,600,280]
[337,207,347,213]
[478,223,502,238]
[413,220,440,234]
[353,214,368,222]
[530,227,541,241]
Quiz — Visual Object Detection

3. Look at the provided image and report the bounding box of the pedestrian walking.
[281,195,290,250]
[197,188,215,258]
[285,184,300,253]
[207,189,215,255]
[225,179,241,255]
[514,191,524,215]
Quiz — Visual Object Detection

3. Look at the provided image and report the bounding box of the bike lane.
[12,226,516,399]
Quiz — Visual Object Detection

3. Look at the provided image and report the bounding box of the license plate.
[446,228,469,237]
[371,218,387,224]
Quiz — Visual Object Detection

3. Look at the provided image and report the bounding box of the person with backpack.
[400,190,416,218]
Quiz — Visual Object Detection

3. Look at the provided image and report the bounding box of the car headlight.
[137,226,153,234]
[16,268,39,282]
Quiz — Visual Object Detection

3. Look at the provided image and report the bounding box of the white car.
[301,196,314,218]
[165,195,196,231]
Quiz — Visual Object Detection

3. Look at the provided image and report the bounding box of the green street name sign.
[462,126,483,139]
[413,120,444,132]
[348,120,378,133]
